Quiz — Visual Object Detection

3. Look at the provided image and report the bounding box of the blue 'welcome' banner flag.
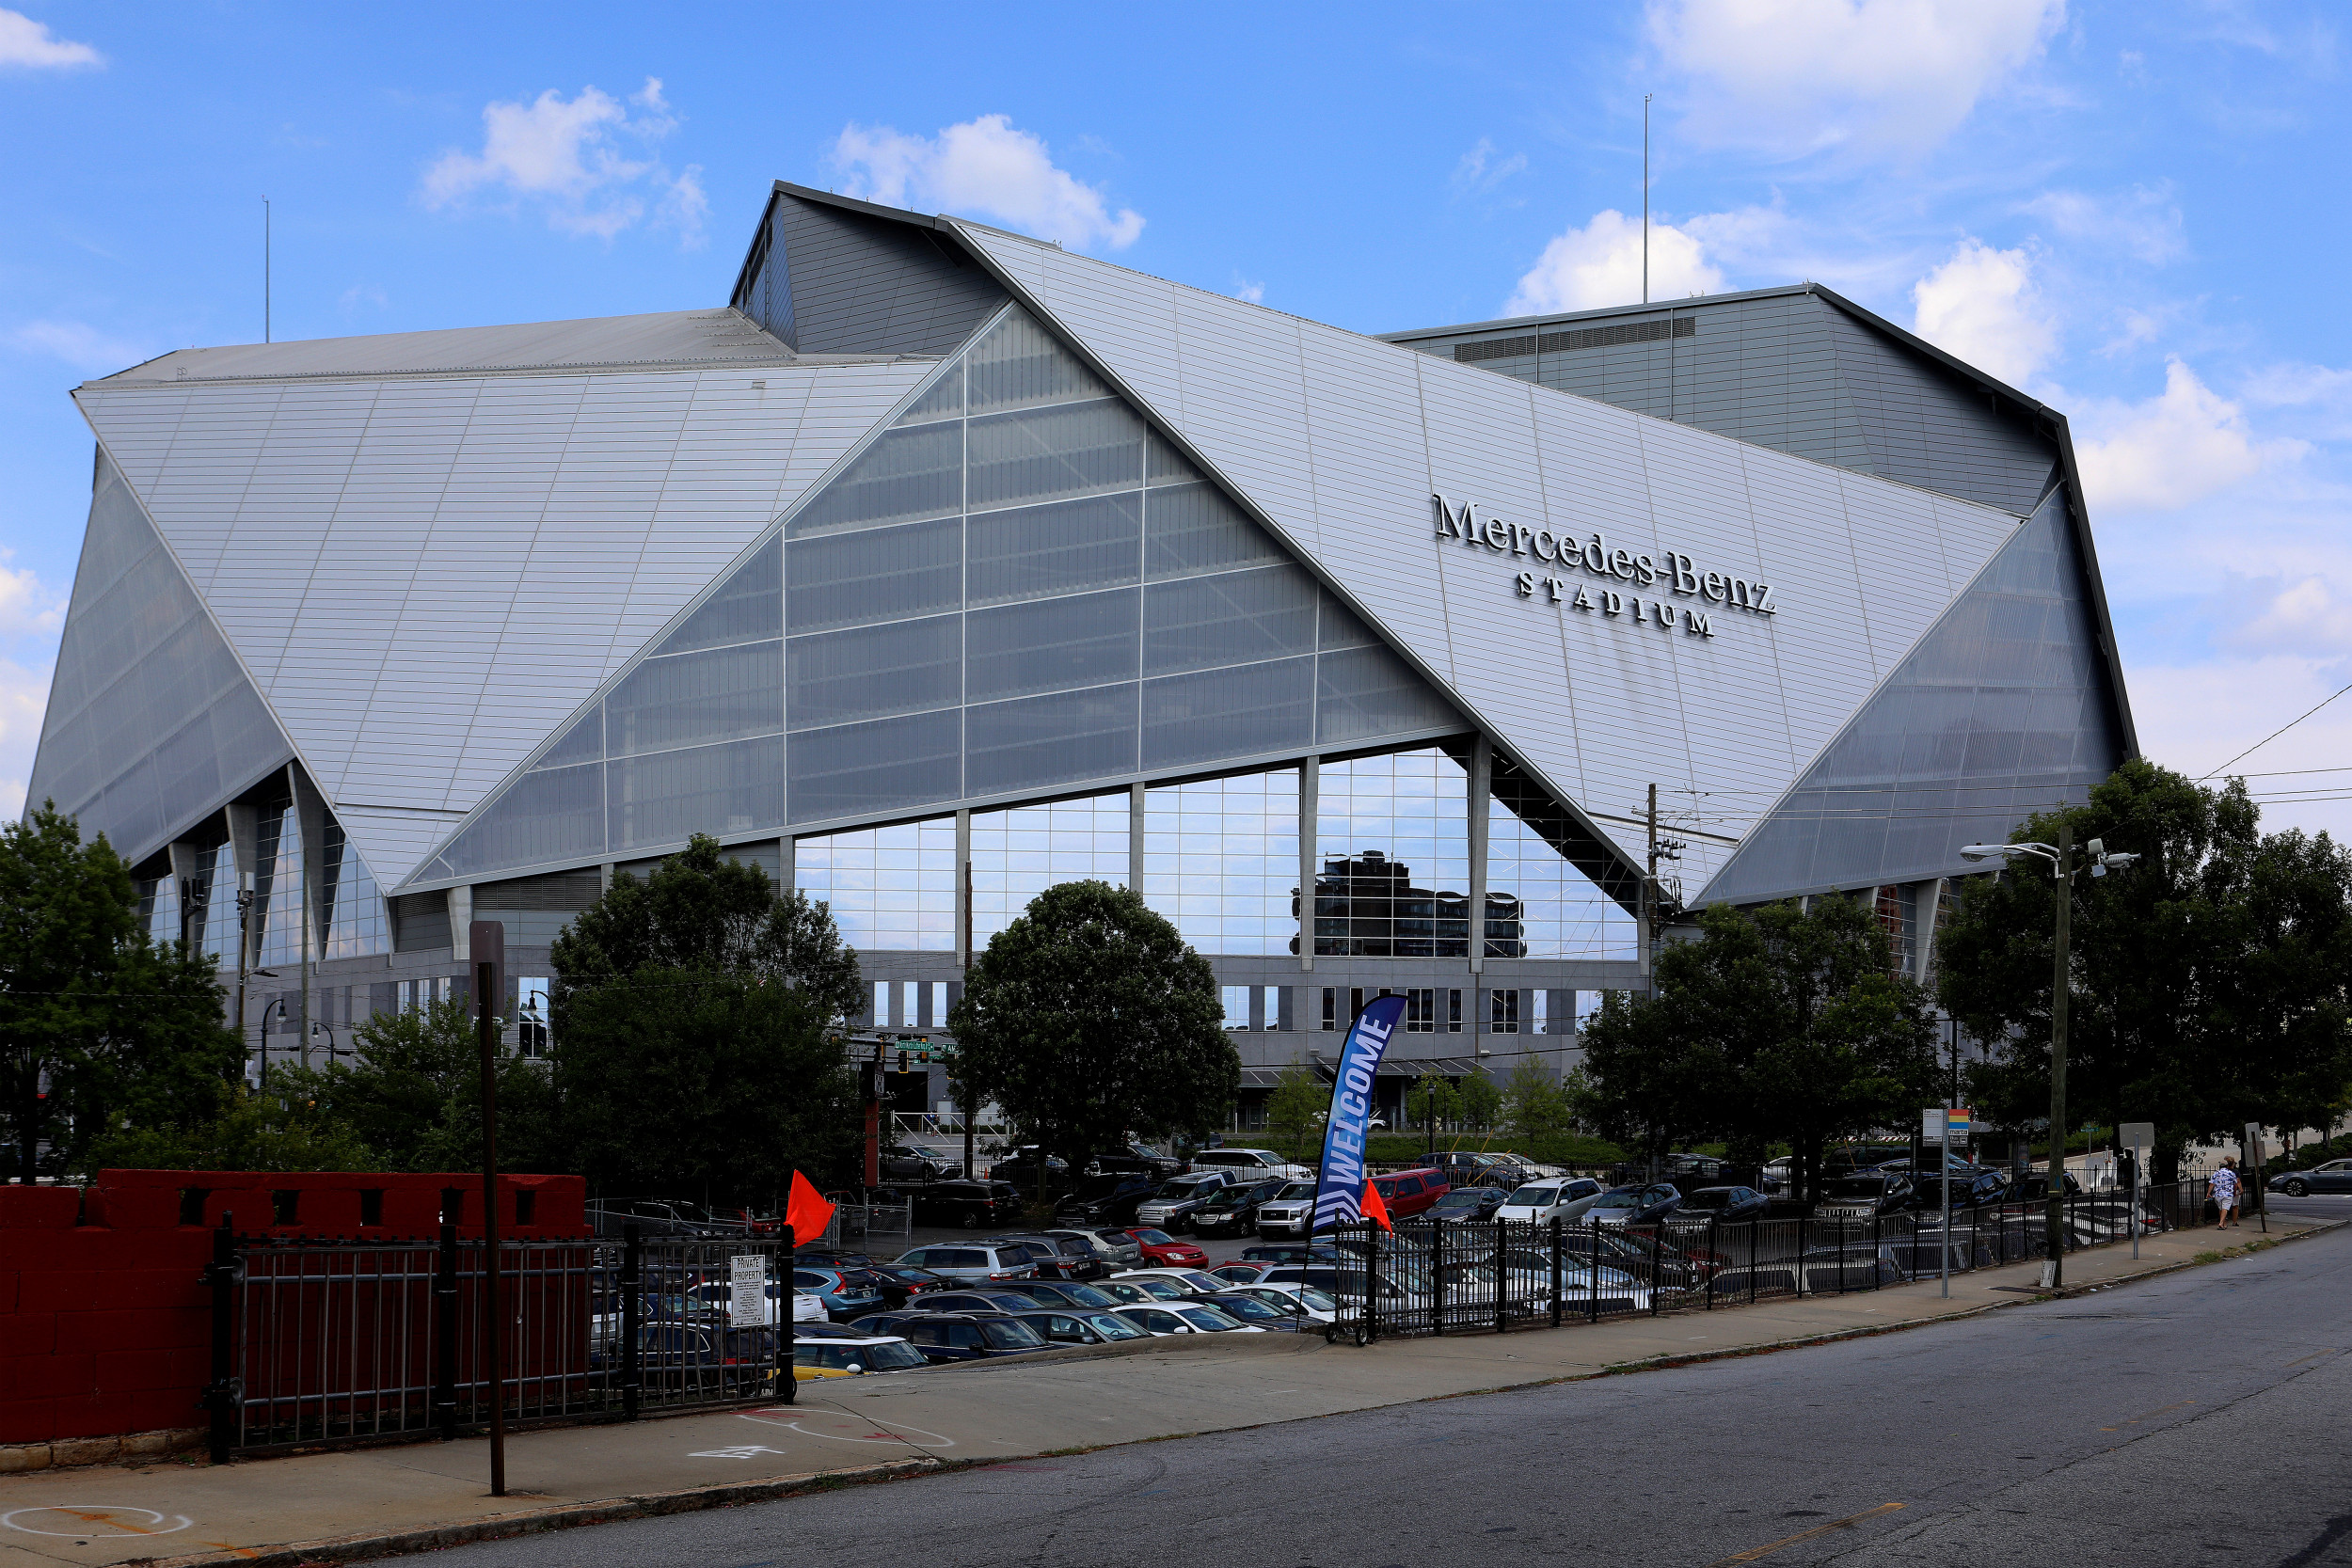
[1311,992,1408,1232]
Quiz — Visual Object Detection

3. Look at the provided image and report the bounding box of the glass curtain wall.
[1312,750,1471,958]
[969,792,1129,947]
[320,818,389,959]
[251,803,304,970]
[794,818,959,952]
[1487,801,1637,960]
[1142,768,1298,957]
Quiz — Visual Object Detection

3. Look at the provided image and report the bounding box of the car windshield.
[1174,1306,1243,1330]
[1504,1185,1561,1206]
[1127,1277,1186,1300]
[1682,1190,1733,1208]
[1161,1178,1218,1196]
[1095,1282,1151,1303]
[1129,1229,1173,1245]
[1200,1188,1246,1209]
[1592,1191,1642,1209]
[1434,1190,1489,1209]
[1052,1284,1118,1307]
[978,1320,1046,1349]
[1275,1182,1315,1200]
[1205,1294,1284,1322]
[863,1341,929,1371]
[1079,1312,1148,1339]
[1825,1178,1891,1197]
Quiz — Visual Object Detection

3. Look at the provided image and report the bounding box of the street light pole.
[2045,819,2072,1286]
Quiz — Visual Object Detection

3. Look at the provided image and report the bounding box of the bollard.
[201,1214,241,1464]
[433,1220,460,1441]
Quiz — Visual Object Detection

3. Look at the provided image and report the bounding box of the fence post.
[1362,1221,1383,1343]
[1549,1216,1563,1329]
[201,1214,240,1463]
[1493,1221,1508,1335]
[1749,1215,1760,1305]
[1431,1224,1448,1334]
[1707,1215,1718,1310]
[1796,1212,1807,1299]
[1649,1226,1661,1316]
[1588,1216,1599,1323]
[619,1223,642,1421]
[433,1220,460,1441]
[777,1225,797,1406]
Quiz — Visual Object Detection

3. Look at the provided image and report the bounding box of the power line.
[2201,680,2352,781]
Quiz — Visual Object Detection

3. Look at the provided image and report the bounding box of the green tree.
[85,1080,379,1173]
[948,880,1239,1178]
[1264,1058,1326,1163]
[284,998,565,1174]
[1502,1056,1572,1146]
[1458,1070,1503,1135]
[548,834,864,1203]
[1,804,242,1182]
[1406,1068,1461,1144]
[1937,760,2352,1181]
[1581,901,1939,1196]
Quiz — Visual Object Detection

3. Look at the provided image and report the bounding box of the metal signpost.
[2246,1121,2267,1233]
[469,919,507,1497]
[1924,1108,1949,1297]
[2121,1121,2153,1259]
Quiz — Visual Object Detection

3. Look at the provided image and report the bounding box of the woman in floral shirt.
[2211,1157,2241,1228]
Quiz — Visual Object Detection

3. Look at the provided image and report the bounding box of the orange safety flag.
[785,1171,835,1243]
[1359,1176,1392,1232]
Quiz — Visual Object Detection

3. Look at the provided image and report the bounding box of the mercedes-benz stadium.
[27,182,2135,1128]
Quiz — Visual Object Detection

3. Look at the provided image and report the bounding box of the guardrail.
[1324,1178,2216,1344]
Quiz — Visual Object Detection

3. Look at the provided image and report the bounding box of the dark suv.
[1055,1173,1158,1227]
[1187,1179,1287,1240]
[1092,1144,1184,1182]
[986,1234,1110,1281]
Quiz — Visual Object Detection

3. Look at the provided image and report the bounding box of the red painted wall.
[1,1171,585,1446]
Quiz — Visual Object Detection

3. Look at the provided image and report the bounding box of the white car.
[1112,1267,1228,1295]
[1220,1282,1339,1323]
[682,1282,826,1325]
[1188,1148,1314,1183]
[1494,1178,1608,1226]
[1112,1304,1264,1336]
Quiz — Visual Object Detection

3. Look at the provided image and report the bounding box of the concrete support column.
[1467,735,1491,978]
[449,885,473,962]
[1129,782,1146,896]
[777,836,796,894]
[1915,877,1946,986]
[1297,757,1318,972]
[954,808,973,969]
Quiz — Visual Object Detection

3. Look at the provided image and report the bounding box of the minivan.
[892,1243,1038,1283]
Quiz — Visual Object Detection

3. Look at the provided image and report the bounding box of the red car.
[1370,1167,1451,1220]
[1121,1227,1208,1268]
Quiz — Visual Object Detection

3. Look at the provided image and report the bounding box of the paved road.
[425,1217,2352,1568]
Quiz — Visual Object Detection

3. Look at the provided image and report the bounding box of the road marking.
[2099,1399,2195,1432]
[1701,1502,1905,1566]
[739,1408,956,1449]
[691,1445,787,1459]
[1,1506,195,1538]
[2284,1349,2337,1369]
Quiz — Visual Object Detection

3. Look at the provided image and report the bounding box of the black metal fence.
[206,1224,801,1458]
[1327,1178,2218,1343]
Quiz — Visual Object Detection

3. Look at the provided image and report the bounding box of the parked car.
[787,1267,888,1321]
[1248,1181,1321,1240]
[1811,1172,1919,1223]
[588,1198,722,1239]
[1120,1227,1209,1269]
[1188,1179,1289,1239]
[1114,1267,1229,1295]
[1092,1144,1185,1181]
[901,1289,1035,1315]
[1008,1307,1152,1347]
[892,1243,1038,1283]
[1219,1282,1339,1323]
[2272,1160,2352,1196]
[1427,1186,1513,1224]
[666,1281,829,1329]
[1207,1262,1278,1285]
[1114,1304,1262,1336]
[1106,1274,1194,1301]
[1134,1171,1241,1232]
[2008,1170,2085,1202]
[1369,1167,1452,1220]
[1240,1240,1341,1265]
[1676,1186,1773,1224]
[1188,1148,1315,1182]
[880,1143,961,1182]
[1084,1228,1147,1268]
[792,1336,930,1380]
[985,1234,1110,1281]
[1036,1228,1131,1269]
[988,1148,1073,1186]
[1494,1178,1608,1226]
[1428,1151,1523,1190]
[1055,1174,1159,1227]
[1588,1183,1684,1227]
[858,1263,952,1310]
[893,1313,1053,1363]
[1091,1280,1164,1306]
[1187,1291,1315,1331]
[903,1180,1025,1229]
[984,1279,1126,1310]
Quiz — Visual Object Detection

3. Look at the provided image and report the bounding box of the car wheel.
[961,1212,982,1228]
[2286,1180,2310,1197]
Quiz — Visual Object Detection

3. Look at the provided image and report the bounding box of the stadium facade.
[29,183,2134,1126]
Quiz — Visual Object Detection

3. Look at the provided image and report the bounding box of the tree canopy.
[1579,896,1940,1198]
[948,880,1239,1178]
[1937,759,2352,1180]
[2,804,242,1182]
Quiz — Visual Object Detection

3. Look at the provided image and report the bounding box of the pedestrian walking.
[2212,1157,2241,1228]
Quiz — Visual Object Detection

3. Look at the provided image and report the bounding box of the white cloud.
[2241,363,2352,411]
[0,549,64,640]
[2233,577,2352,659]
[0,8,101,69]
[2127,656,2352,841]
[832,114,1143,252]
[2074,358,2304,514]
[422,77,703,244]
[1648,0,2065,160]
[1505,209,1724,315]
[2024,184,2185,264]
[1910,238,2055,387]
[1231,275,1265,305]
[0,654,52,817]
[1452,137,1528,196]
[8,318,153,374]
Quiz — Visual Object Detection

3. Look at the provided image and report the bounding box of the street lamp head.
[1957,844,2010,862]
[2101,852,2139,868]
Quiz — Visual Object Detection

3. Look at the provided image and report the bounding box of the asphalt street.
[420,1199,2352,1568]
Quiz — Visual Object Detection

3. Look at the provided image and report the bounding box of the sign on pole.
[2119,1121,2153,1148]
[1922,1108,1946,1141]
[1311,993,1408,1234]
[729,1254,767,1328]
[1947,1107,1973,1138]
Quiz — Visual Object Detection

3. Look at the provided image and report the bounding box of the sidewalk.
[1,1214,2330,1568]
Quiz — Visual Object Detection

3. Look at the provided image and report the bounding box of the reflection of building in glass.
[1295,851,1524,958]
[36,180,2133,1132]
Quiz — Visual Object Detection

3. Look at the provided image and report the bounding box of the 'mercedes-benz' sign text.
[1433,493,1783,640]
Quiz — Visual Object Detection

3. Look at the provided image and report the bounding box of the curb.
[117,1218,2345,1567]
[125,1458,945,1568]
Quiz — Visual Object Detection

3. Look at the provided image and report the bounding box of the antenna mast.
[1642,95,1651,305]
[263,197,272,343]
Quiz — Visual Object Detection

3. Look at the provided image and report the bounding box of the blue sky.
[3,1,2347,834]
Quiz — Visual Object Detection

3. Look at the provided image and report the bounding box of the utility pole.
[2045,820,2072,1286]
